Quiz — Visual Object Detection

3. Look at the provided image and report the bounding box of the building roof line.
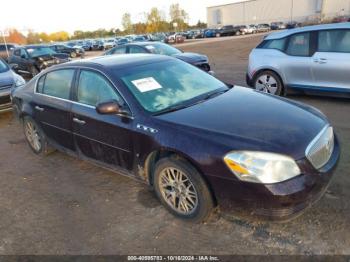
[207,0,257,9]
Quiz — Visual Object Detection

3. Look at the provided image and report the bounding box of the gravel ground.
[0,35,349,255]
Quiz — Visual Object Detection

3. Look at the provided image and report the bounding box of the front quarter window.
[286,32,310,56]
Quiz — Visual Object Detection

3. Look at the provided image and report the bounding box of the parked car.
[8,45,70,77]
[104,39,116,49]
[286,21,300,29]
[270,22,286,30]
[166,33,185,44]
[256,24,271,32]
[246,23,350,97]
[0,58,25,112]
[204,29,218,38]
[216,25,241,37]
[190,30,204,39]
[133,36,147,42]
[104,42,212,73]
[239,25,256,34]
[332,16,350,23]
[0,43,18,61]
[91,40,105,50]
[49,44,85,58]
[11,54,339,222]
[116,38,129,46]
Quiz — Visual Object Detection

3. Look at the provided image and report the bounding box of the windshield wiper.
[153,103,191,116]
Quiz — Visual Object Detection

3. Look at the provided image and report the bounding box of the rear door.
[33,69,76,151]
[312,29,350,92]
[71,69,134,171]
[283,32,314,88]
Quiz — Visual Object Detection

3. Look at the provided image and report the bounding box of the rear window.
[258,38,287,51]
[37,69,74,100]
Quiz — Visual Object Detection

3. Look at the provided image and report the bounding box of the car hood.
[171,52,208,64]
[156,86,328,160]
[0,70,15,87]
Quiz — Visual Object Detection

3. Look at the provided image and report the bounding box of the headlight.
[14,75,26,87]
[76,49,80,53]
[224,151,301,184]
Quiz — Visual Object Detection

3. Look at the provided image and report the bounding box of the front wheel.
[70,52,77,58]
[153,157,214,223]
[254,71,283,96]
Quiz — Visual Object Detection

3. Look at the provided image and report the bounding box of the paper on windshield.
[132,77,162,93]
[145,45,155,50]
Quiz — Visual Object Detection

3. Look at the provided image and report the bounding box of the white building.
[207,0,350,28]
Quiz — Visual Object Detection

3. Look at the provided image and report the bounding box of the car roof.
[265,22,350,40]
[55,54,173,70]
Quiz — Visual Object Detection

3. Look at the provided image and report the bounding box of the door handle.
[73,117,86,125]
[35,105,44,112]
[314,58,327,64]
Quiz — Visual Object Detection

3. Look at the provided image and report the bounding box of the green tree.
[146,7,166,33]
[169,3,189,31]
[121,13,133,34]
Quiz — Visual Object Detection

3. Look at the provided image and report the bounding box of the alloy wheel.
[158,167,198,215]
[25,121,41,152]
[255,74,278,94]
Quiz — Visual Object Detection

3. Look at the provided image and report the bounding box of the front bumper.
[0,89,12,113]
[207,137,340,221]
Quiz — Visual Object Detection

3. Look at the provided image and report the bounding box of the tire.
[30,66,39,77]
[235,31,241,36]
[153,157,214,223]
[23,116,54,155]
[253,70,283,96]
[216,33,221,37]
[70,52,77,58]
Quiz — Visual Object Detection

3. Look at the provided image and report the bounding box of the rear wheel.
[254,70,283,96]
[23,116,53,155]
[153,157,214,223]
[70,52,77,58]
[235,31,241,36]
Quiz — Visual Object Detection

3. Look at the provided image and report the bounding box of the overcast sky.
[1,0,245,34]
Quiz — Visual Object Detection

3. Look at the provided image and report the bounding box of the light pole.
[0,29,10,58]
[290,0,294,22]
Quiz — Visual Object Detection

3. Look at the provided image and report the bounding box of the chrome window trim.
[33,66,135,119]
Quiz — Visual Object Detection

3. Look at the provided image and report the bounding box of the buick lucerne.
[11,55,339,222]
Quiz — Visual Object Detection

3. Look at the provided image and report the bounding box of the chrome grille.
[306,125,334,169]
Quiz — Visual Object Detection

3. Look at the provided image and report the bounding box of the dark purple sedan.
[11,54,339,222]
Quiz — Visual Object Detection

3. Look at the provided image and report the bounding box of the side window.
[14,49,21,56]
[263,38,287,51]
[41,69,74,99]
[286,32,310,56]
[77,70,121,106]
[111,46,126,55]
[318,30,350,53]
[0,45,5,51]
[129,46,147,54]
[20,49,28,58]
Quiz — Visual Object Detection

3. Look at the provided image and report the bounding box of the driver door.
[71,69,134,171]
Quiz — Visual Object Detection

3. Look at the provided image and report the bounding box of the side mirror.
[96,100,130,116]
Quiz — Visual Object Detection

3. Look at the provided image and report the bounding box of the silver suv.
[246,23,350,97]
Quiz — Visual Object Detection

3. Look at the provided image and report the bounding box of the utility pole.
[290,0,294,22]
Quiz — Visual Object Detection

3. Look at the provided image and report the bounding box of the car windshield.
[118,60,228,113]
[26,47,56,57]
[143,43,181,56]
[0,59,9,73]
